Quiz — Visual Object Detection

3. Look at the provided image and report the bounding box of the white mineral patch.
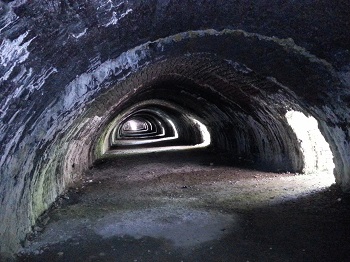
[9,0,28,8]
[27,67,58,93]
[72,28,87,39]
[0,31,34,81]
[98,0,124,11]
[0,66,57,115]
[0,1,27,33]
[63,47,148,111]
[224,59,252,74]
[103,8,133,27]
[0,8,17,34]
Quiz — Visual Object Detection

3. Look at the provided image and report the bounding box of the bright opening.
[286,110,335,187]
[123,119,147,131]
[106,116,211,155]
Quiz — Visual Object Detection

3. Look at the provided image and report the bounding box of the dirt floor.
[17,150,350,262]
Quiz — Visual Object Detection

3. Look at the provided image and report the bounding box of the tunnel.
[1,0,350,260]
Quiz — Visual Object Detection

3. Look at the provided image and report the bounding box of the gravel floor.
[18,150,350,262]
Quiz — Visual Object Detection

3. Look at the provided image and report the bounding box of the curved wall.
[0,0,349,255]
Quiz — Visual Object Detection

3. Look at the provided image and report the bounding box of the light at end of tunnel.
[286,110,335,187]
[127,120,139,131]
[123,119,146,131]
[103,117,211,156]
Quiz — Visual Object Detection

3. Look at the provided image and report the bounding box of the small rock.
[57,252,64,256]
[99,252,105,256]
[33,226,43,232]
[23,239,31,248]
[337,198,342,202]
[42,217,50,225]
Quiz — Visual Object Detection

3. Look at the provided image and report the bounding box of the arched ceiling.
[0,0,350,257]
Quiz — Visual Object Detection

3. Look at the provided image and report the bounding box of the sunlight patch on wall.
[286,110,335,186]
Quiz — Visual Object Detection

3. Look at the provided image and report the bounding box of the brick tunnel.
[1,0,350,260]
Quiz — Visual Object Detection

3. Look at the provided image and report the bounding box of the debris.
[33,226,43,232]
[63,195,70,200]
[22,239,31,248]
[41,216,50,226]
[33,250,41,255]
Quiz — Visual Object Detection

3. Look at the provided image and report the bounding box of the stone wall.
[0,0,349,256]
